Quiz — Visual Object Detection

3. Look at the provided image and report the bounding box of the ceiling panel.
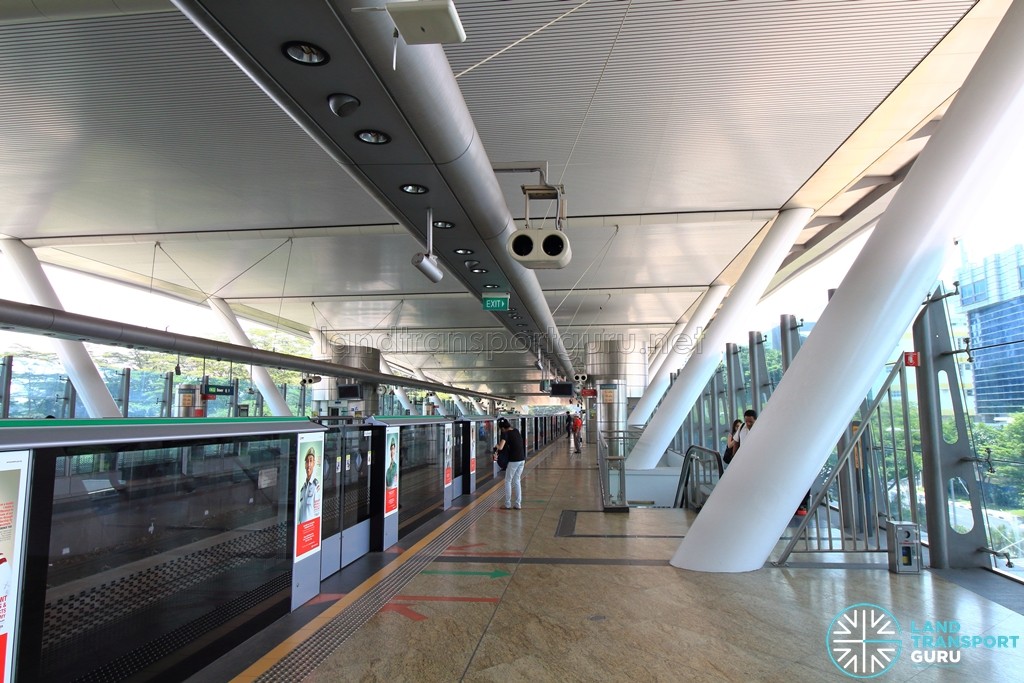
[0,0,995,400]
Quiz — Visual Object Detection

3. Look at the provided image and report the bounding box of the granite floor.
[203,441,1024,683]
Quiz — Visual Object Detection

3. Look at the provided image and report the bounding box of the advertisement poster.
[294,433,324,561]
[0,450,29,683]
[469,430,477,474]
[444,423,453,487]
[384,427,400,517]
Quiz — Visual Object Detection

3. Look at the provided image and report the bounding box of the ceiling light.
[283,41,329,65]
[433,220,454,229]
[516,323,527,327]
[471,267,488,273]
[328,94,360,117]
[484,284,499,289]
[412,206,443,283]
[356,129,390,144]
[412,252,444,283]
[508,307,517,312]
[511,315,522,320]
[400,183,428,194]
[454,248,473,255]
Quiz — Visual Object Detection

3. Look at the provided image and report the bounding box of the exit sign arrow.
[481,292,510,311]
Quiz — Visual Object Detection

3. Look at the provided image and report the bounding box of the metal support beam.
[0,298,509,402]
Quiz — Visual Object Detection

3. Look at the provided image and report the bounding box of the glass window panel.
[39,435,294,681]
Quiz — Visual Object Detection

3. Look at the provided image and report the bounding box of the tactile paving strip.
[254,454,550,682]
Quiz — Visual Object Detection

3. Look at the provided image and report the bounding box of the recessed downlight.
[400,183,428,194]
[328,94,360,117]
[516,323,528,327]
[484,284,499,289]
[454,248,474,255]
[471,268,488,274]
[433,220,455,229]
[283,41,329,65]
[356,129,390,144]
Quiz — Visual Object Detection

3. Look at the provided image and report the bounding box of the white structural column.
[469,397,486,415]
[626,209,812,469]
[447,387,471,416]
[0,239,122,418]
[629,285,729,427]
[413,368,448,416]
[208,297,292,416]
[672,1,1024,572]
[379,356,415,414]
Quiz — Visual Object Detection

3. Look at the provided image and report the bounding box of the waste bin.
[887,522,921,574]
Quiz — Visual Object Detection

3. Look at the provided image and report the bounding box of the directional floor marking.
[421,568,511,579]
[382,594,501,621]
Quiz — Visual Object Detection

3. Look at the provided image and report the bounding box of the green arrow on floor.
[421,568,511,579]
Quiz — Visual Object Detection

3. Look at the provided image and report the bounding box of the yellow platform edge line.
[231,487,498,681]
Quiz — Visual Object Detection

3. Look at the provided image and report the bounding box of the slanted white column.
[447,387,471,416]
[0,239,121,418]
[208,297,292,416]
[380,356,414,414]
[629,285,729,426]
[413,368,448,416]
[626,208,812,468]
[673,0,1024,572]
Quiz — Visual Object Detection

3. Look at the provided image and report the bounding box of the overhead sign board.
[482,293,511,311]
[580,388,597,397]
[201,382,234,396]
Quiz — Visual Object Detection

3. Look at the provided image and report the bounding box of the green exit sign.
[482,293,510,311]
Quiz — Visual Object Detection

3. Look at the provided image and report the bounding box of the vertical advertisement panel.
[444,423,453,487]
[469,428,477,474]
[295,433,324,562]
[384,427,400,517]
[0,450,29,683]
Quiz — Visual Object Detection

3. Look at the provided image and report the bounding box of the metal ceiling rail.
[0,299,511,402]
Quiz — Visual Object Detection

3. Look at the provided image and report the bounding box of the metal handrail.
[775,356,911,564]
[675,444,724,509]
[596,429,631,510]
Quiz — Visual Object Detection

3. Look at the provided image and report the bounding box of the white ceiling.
[0,0,1010,401]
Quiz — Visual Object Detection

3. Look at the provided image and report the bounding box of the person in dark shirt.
[564,411,573,440]
[492,417,526,509]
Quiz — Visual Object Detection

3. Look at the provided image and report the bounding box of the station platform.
[191,440,1024,682]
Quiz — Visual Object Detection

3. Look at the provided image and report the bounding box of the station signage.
[482,293,511,311]
[201,382,234,396]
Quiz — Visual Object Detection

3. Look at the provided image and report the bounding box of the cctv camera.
[412,253,444,283]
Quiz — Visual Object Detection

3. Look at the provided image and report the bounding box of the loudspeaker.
[507,229,571,269]
[573,373,588,383]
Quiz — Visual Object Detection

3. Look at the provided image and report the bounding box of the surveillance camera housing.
[412,252,444,283]
[507,229,571,269]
